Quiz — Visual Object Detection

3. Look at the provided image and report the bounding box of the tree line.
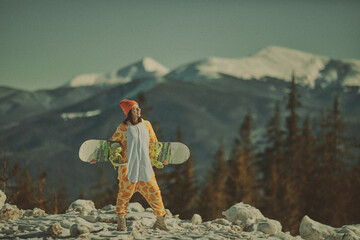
[145,75,360,234]
[0,159,69,214]
[1,78,359,235]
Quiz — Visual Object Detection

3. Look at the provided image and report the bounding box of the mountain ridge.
[166,45,360,88]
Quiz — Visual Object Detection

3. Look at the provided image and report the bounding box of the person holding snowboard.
[109,99,168,232]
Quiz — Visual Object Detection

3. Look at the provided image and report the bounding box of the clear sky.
[1,0,359,91]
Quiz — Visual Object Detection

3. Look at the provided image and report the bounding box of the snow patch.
[61,110,101,121]
[68,73,106,87]
[142,57,170,76]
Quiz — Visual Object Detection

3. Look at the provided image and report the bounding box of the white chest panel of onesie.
[126,123,153,183]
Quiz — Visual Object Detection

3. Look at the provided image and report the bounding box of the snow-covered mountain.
[67,57,169,87]
[166,46,360,88]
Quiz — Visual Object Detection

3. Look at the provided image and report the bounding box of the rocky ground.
[0,190,359,240]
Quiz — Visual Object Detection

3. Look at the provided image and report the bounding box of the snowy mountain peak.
[166,46,360,88]
[67,57,169,87]
[111,57,169,84]
[140,57,170,76]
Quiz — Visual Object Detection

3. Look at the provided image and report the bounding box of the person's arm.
[146,121,165,168]
[109,123,128,163]
[146,121,158,143]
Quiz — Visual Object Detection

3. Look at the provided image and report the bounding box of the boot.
[153,215,169,231]
[117,215,127,232]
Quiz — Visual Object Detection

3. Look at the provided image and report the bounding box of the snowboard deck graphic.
[79,140,190,168]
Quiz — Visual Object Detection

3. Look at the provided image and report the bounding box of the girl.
[109,99,168,231]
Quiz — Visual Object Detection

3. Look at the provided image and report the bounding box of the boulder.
[222,202,284,236]
[47,222,62,237]
[191,214,202,225]
[0,203,22,220]
[70,224,90,237]
[0,190,6,209]
[222,202,265,224]
[66,199,96,214]
[255,219,282,235]
[127,202,145,213]
[299,215,337,240]
[101,204,115,211]
[23,208,46,217]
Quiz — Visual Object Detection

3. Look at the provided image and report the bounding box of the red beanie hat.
[119,99,138,116]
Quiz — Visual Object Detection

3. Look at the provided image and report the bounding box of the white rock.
[202,221,212,227]
[70,224,90,237]
[60,219,73,229]
[326,225,360,240]
[299,215,336,240]
[23,207,46,217]
[101,204,115,211]
[47,222,62,237]
[327,232,358,240]
[127,202,145,212]
[0,203,22,220]
[222,202,265,223]
[271,232,304,240]
[165,209,173,217]
[212,218,232,226]
[179,221,193,229]
[259,219,282,234]
[191,214,202,225]
[0,190,6,209]
[248,219,282,235]
[66,199,96,214]
[96,214,117,223]
[81,214,98,223]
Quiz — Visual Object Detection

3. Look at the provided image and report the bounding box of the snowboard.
[79,140,190,168]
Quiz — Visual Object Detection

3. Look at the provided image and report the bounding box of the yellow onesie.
[109,119,166,217]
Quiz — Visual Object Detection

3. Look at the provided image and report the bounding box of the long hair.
[123,110,142,125]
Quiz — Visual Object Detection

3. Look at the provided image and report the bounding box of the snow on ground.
[0,190,359,240]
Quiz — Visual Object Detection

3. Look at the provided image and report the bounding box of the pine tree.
[1,138,7,191]
[36,172,48,210]
[298,117,317,217]
[348,151,360,223]
[282,72,302,234]
[3,163,21,204]
[316,96,350,226]
[259,102,283,219]
[11,169,37,209]
[54,183,69,213]
[160,126,198,219]
[90,166,117,209]
[199,142,228,221]
[226,112,259,207]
